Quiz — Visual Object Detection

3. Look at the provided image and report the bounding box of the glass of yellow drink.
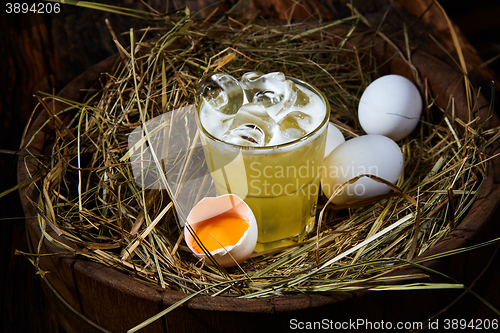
[196,73,330,252]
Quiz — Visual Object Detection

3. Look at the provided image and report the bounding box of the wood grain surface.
[2,1,500,332]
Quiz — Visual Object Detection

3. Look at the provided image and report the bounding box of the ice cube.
[240,72,288,108]
[278,111,312,140]
[253,90,282,106]
[240,72,311,118]
[221,123,266,146]
[198,73,244,115]
[290,82,310,108]
[222,103,277,146]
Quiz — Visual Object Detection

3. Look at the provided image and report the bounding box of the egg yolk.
[190,212,249,254]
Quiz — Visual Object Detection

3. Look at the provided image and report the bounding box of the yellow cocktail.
[196,73,330,251]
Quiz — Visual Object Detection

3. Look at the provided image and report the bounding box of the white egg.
[184,194,258,268]
[324,122,345,159]
[358,74,422,141]
[321,135,403,204]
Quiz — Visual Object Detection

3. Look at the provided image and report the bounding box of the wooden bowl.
[18,14,500,333]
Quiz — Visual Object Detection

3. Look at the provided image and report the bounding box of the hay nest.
[24,7,498,300]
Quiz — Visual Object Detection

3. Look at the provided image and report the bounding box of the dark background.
[1,1,500,332]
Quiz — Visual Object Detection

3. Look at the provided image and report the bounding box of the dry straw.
[21,1,500,314]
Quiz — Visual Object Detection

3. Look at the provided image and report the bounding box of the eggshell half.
[184,194,258,267]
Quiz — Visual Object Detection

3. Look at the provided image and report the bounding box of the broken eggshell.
[184,194,258,268]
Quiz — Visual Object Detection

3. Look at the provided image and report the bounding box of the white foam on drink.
[199,77,326,147]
